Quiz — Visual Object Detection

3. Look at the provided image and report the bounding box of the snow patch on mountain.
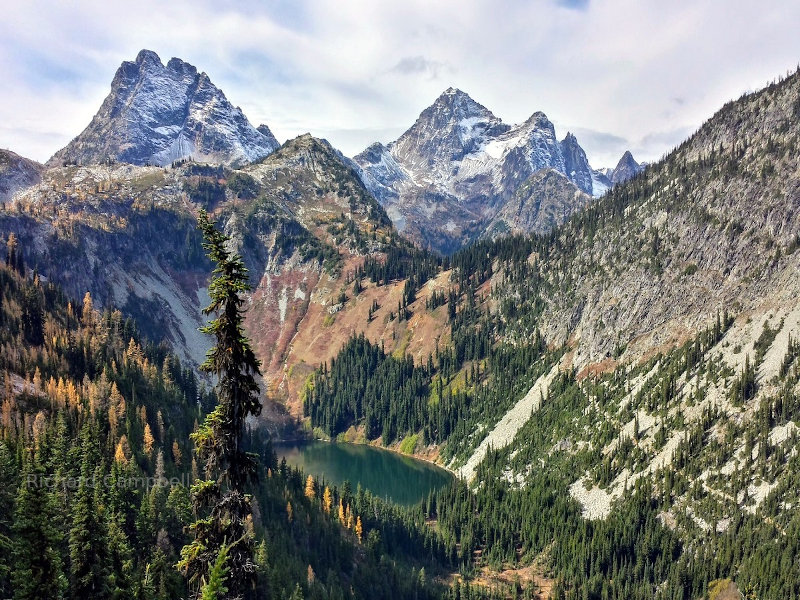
[48,49,279,168]
[355,89,606,252]
[590,169,612,197]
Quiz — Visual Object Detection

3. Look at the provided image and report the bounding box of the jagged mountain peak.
[356,141,389,163]
[242,132,394,240]
[256,133,380,196]
[430,87,495,120]
[521,110,552,127]
[389,88,509,181]
[118,49,197,83]
[164,55,198,75]
[610,150,643,184]
[47,50,279,168]
[272,132,337,160]
[135,48,161,65]
[559,132,593,195]
[402,87,504,141]
[256,124,280,149]
[355,90,604,252]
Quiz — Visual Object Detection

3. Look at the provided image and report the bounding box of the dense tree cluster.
[304,334,431,444]
[0,246,452,599]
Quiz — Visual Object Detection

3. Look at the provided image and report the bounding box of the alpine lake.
[274,441,455,507]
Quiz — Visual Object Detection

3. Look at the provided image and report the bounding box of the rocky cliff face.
[355,88,600,253]
[0,150,43,203]
[0,133,449,429]
[456,72,800,555]
[609,150,644,184]
[47,50,279,168]
[519,72,800,370]
[560,133,594,195]
[485,168,591,237]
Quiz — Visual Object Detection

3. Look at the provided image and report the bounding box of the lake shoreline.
[274,438,455,506]
[366,438,460,480]
[276,433,460,479]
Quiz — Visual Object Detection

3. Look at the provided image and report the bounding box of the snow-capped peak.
[354,89,604,251]
[48,50,279,168]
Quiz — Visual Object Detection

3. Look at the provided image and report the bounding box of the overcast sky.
[2,0,799,168]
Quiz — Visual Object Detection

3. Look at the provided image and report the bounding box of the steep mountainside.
[475,69,800,592]
[48,50,278,168]
[0,259,452,600]
[534,79,800,369]
[355,88,604,253]
[0,133,452,429]
[0,150,42,203]
[304,69,800,598]
[483,168,591,237]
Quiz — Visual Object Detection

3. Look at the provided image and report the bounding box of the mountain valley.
[1,48,800,599]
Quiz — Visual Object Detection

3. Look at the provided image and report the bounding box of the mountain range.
[28,49,643,255]
[2,49,799,598]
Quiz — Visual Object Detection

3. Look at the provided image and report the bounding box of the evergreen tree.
[12,454,67,600]
[69,424,110,599]
[199,543,230,600]
[20,282,44,346]
[179,210,263,599]
[0,442,16,597]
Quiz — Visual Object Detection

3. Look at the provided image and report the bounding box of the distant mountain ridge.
[354,88,638,253]
[38,52,646,255]
[0,149,43,203]
[47,49,279,168]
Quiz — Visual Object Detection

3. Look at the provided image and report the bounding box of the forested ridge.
[300,68,800,599]
[0,241,461,599]
[305,229,800,598]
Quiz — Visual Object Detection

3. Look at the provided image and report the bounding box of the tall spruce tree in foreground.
[179,210,263,599]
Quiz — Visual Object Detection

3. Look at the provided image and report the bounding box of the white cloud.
[2,0,799,168]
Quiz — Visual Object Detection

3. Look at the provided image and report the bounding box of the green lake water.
[274,441,454,507]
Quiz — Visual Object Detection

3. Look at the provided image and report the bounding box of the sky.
[2,0,799,168]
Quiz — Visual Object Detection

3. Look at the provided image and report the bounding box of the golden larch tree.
[114,435,131,464]
[304,475,316,500]
[143,423,155,458]
[322,486,332,514]
[81,291,94,327]
[355,516,363,542]
[108,382,125,439]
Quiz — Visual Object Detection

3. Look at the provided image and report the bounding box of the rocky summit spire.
[391,88,509,164]
[610,150,643,184]
[47,50,279,168]
[560,132,593,195]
